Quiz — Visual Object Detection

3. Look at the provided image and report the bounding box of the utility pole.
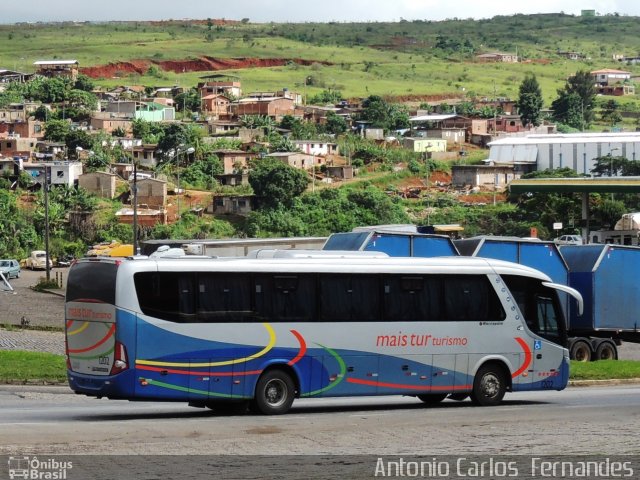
[44,166,50,282]
[132,160,139,256]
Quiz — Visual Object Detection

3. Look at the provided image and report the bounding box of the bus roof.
[75,254,551,281]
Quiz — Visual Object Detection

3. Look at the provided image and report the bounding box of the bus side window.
[501,275,565,345]
[444,276,489,321]
[319,274,379,321]
[256,274,315,322]
[383,275,441,322]
[535,295,559,335]
[197,273,252,322]
[135,272,195,323]
[178,275,195,317]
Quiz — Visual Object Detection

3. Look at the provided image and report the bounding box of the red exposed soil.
[80,56,332,78]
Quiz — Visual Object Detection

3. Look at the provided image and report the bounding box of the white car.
[25,250,53,270]
[554,235,583,246]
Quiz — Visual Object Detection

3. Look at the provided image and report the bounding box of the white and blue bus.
[65,253,582,415]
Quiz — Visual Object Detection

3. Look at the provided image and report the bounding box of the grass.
[0,351,67,383]
[0,350,638,384]
[1,18,639,103]
[570,360,640,380]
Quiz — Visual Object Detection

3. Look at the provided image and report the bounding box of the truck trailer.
[323,227,638,361]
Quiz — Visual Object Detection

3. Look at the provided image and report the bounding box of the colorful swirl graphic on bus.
[134,333,538,399]
[136,323,277,368]
[512,337,532,378]
[66,321,115,357]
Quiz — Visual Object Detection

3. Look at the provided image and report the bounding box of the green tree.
[244,186,409,237]
[66,89,98,111]
[551,70,597,129]
[600,99,622,127]
[308,89,343,105]
[515,74,544,127]
[74,74,95,92]
[324,112,348,135]
[174,88,200,113]
[591,155,640,177]
[359,95,409,132]
[551,92,584,130]
[44,119,71,142]
[33,105,50,121]
[0,189,38,258]
[249,158,309,208]
[65,129,93,156]
[180,155,224,189]
[36,77,70,103]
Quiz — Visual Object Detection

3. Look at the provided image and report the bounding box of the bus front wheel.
[252,369,295,415]
[471,364,506,406]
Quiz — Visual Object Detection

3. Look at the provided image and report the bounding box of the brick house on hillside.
[78,171,117,198]
[0,119,44,139]
[266,151,324,170]
[202,94,231,116]
[591,69,635,95]
[34,60,79,81]
[0,137,38,158]
[198,80,242,99]
[136,177,167,210]
[213,149,256,175]
[476,53,518,63]
[90,114,133,135]
[230,97,296,122]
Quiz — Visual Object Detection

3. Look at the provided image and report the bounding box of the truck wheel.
[417,393,447,405]
[595,342,617,361]
[570,340,592,362]
[471,364,506,406]
[252,369,295,415]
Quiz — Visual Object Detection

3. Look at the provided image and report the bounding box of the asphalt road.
[0,384,639,457]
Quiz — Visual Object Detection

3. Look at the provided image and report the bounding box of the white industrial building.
[487,132,640,175]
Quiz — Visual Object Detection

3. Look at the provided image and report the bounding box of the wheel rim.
[264,378,287,408]
[480,372,501,399]
[574,345,590,362]
[600,346,614,360]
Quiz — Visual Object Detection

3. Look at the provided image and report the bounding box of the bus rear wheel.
[471,364,506,406]
[417,393,447,405]
[252,369,295,415]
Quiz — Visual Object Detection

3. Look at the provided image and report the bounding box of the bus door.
[339,352,380,396]
[430,353,458,392]
[526,291,566,389]
[199,356,236,402]
[376,352,433,395]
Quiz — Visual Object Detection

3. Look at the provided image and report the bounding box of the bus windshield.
[67,261,119,304]
[502,275,567,347]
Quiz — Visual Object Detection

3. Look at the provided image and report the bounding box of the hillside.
[2,13,639,103]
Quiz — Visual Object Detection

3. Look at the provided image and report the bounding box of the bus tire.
[253,369,295,415]
[570,340,592,362]
[595,341,617,361]
[471,364,506,406]
[417,393,447,405]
